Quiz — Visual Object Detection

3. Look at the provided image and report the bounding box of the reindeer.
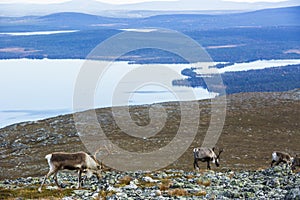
[193,147,223,170]
[291,155,300,170]
[38,151,102,192]
[270,151,293,167]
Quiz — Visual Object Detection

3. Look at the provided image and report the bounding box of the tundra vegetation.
[0,90,299,199]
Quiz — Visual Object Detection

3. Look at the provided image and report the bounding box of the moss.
[185,174,195,179]
[98,190,115,199]
[194,190,207,196]
[158,178,172,191]
[137,181,157,189]
[0,187,73,199]
[114,183,127,188]
[161,178,172,185]
[168,188,188,196]
[118,176,132,185]
[158,183,169,191]
[196,178,211,187]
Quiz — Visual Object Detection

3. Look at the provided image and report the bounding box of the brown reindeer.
[193,147,223,170]
[270,151,293,167]
[38,151,101,192]
[291,155,300,170]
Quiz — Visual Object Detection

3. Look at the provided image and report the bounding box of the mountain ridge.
[1,6,299,31]
[1,0,299,17]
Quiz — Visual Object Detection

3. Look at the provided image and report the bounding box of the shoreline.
[1,58,300,128]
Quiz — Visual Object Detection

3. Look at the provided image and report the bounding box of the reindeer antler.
[217,148,224,158]
[93,147,102,158]
[92,144,117,172]
[93,144,115,162]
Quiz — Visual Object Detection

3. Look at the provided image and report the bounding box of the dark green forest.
[1,27,300,62]
[173,65,300,94]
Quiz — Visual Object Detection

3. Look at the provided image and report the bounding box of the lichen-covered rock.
[285,187,300,200]
[1,167,299,199]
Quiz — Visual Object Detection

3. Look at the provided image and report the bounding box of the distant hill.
[1,0,299,17]
[142,6,300,30]
[0,6,299,62]
[1,6,299,31]
[1,89,299,179]
[37,12,126,28]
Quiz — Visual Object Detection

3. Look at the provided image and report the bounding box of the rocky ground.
[0,89,300,199]
[1,166,300,199]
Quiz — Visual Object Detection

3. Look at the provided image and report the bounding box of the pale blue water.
[1,58,299,128]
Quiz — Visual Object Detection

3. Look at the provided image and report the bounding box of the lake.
[1,58,300,128]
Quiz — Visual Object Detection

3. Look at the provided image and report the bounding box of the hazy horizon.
[1,0,299,17]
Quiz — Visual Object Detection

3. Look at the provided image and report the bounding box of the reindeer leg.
[275,160,281,166]
[284,160,291,169]
[291,163,296,170]
[38,169,57,192]
[194,159,200,170]
[81,174,86,187]
[53,171,61,188]
[95,170,101,182]
[207,161,211,170]
[38,175,48,192]
[81,170,91,187]
[271,160,276,167]
[77,170,82,189]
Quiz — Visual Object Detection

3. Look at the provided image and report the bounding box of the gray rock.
[285,187,300,200]
[62,197,74,200]
[116,192,128,199]
[142,176,159,183]
[123,182,138,189]
[2,166,300,199]
[109,178,116,185]
[73,189,87,196]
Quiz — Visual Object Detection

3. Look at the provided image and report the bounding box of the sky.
[0,0,291,4]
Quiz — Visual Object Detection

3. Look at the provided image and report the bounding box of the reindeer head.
[92,145,114,173]
[213,147,224,167]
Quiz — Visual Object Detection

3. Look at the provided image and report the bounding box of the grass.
[196,178,211,187]
[137,180,157,189]
[167,188,207,197]
[194,190,207,196]
[0,187,73,199]
[115,175,132,187]
[168,188,188,196]
[185,174,195,179]
[98,190,116,199]
[158,178,172,191]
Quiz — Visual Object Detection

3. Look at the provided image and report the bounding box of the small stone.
[84,191,91,197]
[73,190,86,196]
[91,193,99,199]
[116,192,127,198]
[285,187,300,200]
[124,182,138,189]
[107,186,122,193]
[142,176,159,183]
[46,186,59,190]
[62,197,73,200]
[109,179,115,185]
[91,185,97,191]
[155,190,162,196]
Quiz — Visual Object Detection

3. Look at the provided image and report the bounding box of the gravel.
[1,165,299,199]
